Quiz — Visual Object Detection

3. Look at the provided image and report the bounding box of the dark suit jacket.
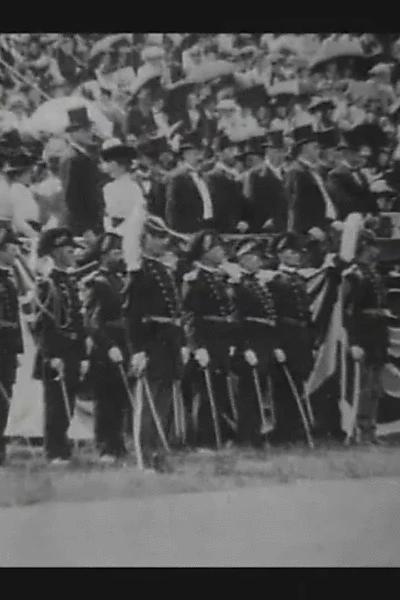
[126,106,157,137]
[244,165,288,233]
[166,169,215,233]
[326,164,378,221]
[59,144,105,236]
[205,167,246,233]
[285,161,331,234]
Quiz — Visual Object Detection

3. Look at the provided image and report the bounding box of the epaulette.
[183,268,199,283]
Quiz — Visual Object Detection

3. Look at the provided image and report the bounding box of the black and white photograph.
[0,30,400,568]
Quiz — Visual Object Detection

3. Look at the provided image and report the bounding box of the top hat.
[243,134,265,157]
[65,107,93,132]
[291,124,317,150]
[317,127,340,149]
[265,128,285,150]
[37,227,78,258]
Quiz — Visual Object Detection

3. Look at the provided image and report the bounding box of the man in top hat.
[204,134,248,234]
[100,138,147,231]
[317,127,340,180]
[166,132,218,233]
[326,125,379,221]
[84,230,130,463]
[268,232,316,444]
[32,227,89,465]
[125,215,189,457]
[183,230,237,450]
[344,228,389,445]
[242,128,289,233]
[233,239,283,448]
[0,226,24,464]
[285,123,338,235]
[59,107,105,236]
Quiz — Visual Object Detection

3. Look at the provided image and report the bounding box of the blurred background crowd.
[2,32,400,240]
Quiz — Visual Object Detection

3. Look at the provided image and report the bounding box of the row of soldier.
[0,213,389,467]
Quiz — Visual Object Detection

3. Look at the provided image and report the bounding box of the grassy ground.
[2,437,400,508]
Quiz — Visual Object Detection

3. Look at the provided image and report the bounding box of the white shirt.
[9,182,39,237]
[189,170,214,220]
[103,173,146,223]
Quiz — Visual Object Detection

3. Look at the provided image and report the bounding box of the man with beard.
[326,124,379,221]
[32,227,89,465]
[84,231,130,463]
[0,227,24,464]
[59,107,105,236]
[205,134,248,233]
[285,124,338,235]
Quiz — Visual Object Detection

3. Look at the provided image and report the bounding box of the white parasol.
[26,95,113,139]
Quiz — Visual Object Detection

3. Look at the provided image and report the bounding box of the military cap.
[274,232,304,254]
[186,229,225,264]
[100,138,136,162]
[37,227,78,258]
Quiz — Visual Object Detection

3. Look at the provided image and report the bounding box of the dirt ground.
[3,438,400,508]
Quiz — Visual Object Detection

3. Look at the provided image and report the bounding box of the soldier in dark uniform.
[0,228,24,464]
[32,227,89,465]
[344,229,389,445]
[84,231,131,463]
[233,239,284,448]
[125,216,189,456]
[183,230,237,450]
[269,233,316,444]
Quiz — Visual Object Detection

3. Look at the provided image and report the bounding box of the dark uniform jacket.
[183,264,237,370]
[326,162,379,221]
[243,163,288,233]
[124,256,185,380]
[269,267,315,379]
[85,268,131,364]
[32,268,87,380]
[234,270,279,372]
[344,263,389,366]
[0,266,24,391]
[59,142,105,236]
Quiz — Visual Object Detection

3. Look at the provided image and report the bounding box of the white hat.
[369,62,392,76]
[217,99,237,111]
[141,45,165,61]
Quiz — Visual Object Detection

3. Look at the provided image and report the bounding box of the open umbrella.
[26,96,113,139]
[89,33,133,61]
[186,60,236,84]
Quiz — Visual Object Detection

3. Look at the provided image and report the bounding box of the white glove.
[80,360,90,378]
[108,346,124,364]
[195,348,210,368]
[181,347,191,365]
[50,358,64,374]
[274,348,286,364]
[244,349,258,366]
[351,346,364,362]
[129,352,148,377]
[236,221,249,233]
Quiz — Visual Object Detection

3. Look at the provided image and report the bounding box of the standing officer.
[125,216,189,457]
[234,239,284,448]
[183,230,237,450]
[32,227,89,465]
[269,233,316,445]
[84,231,131,463]
[0,227,24,464]
[344,229,389,445]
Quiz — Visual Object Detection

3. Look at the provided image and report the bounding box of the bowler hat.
[37,227,78,258]
[65,107,93,132]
